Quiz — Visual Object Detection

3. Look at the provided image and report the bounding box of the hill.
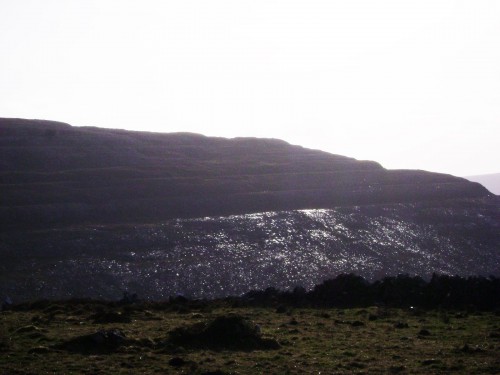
[0,118,499,301]
[0,117,490,231]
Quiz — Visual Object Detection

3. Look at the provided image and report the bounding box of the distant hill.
[466,173,500,195]
[0,118,498,301]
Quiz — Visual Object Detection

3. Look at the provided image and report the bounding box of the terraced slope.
[1,197,499,300]
[0,118,499,301]
[0,118,490,231]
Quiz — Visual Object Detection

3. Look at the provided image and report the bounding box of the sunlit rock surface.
[1,197,498,301]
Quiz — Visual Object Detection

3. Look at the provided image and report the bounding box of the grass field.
[1,301,499,374]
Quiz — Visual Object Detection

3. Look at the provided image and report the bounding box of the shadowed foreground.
[1,299,499,374]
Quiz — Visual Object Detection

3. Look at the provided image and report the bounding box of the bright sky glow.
[1,0,499,176]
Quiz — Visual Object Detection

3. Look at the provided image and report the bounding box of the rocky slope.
[1,198,499,300]
[0,118,498,300]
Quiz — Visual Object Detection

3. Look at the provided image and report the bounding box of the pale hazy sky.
[1,0,499,176]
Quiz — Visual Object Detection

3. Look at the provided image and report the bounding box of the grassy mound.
[168,315,280,351]
[54,329,127,354]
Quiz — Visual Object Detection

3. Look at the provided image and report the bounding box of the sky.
[1,0,499,177]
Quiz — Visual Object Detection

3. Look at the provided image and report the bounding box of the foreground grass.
[1,301,499,374]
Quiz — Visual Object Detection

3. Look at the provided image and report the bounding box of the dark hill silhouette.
[1,118,499,301]
[0,118,490,231]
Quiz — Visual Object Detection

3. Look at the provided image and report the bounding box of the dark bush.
[310,274,373,307]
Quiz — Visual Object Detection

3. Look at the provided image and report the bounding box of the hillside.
[0,118,490,231]
[0,118,499,301]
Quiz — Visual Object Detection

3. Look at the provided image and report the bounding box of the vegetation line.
[6,273,500,312]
